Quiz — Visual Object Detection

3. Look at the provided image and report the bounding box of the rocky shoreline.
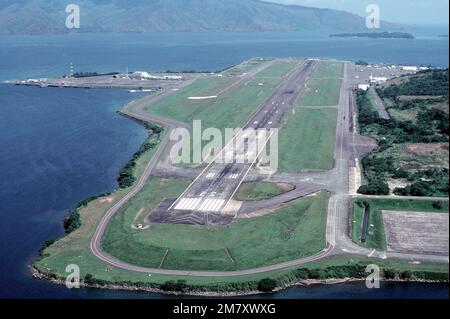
[29,265,447,297]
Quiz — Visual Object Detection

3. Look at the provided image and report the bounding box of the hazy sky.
[267,0,449,25]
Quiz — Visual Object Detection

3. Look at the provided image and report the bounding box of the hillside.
[357,69,449,197]
[0,0,397,35]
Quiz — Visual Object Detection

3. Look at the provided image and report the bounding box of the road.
[90,58,448,278]
[369,86,390,120]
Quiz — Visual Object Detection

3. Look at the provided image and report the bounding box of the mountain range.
[0,0,398,35]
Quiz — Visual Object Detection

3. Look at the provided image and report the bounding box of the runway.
[147,59,318,225]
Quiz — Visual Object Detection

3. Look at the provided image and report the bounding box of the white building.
[358,84,371,91]
[369,74,387,84]
[131,71,152,79]
[400,66,419,72]
[131,71,182,80]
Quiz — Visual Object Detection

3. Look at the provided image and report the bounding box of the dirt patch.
[427,103,449,113]
[398,143,449,169]
[276,182,295,191]
[99,197,114,203]
[387,179,409,192]
[406,143,449,155]
[398,95,443,101]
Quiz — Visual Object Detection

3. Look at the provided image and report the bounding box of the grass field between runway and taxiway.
[254,61,300,78]
[297,78,342,106]
[277,108,338,172]
[297,61,343,107]
[311,61,344,79]
[234,181,295,201]
[351,197,449,251]
[145,64,298,131]
[100,184,329,271]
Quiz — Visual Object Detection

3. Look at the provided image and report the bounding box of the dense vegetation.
[76,263,448,294]
[117,122,163,189]
[257,278,278,292]
[377,69,449,99]
[356,69,449,196]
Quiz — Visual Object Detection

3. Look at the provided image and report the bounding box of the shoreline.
[29,265,447,297]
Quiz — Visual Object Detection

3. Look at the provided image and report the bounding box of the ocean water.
[0,31,448,299]
[0,30,448,82]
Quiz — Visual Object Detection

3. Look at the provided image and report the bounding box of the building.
[358,84,370,91]
[131,71,182,80]
[131,71,152,79]
[369,74,387,84]
[400,66,419,72]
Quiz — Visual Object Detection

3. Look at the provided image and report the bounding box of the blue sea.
[0,31,448,299]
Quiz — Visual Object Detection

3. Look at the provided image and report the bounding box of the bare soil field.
[382,211,449,255]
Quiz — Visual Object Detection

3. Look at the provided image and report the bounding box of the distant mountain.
[0,0,398,35]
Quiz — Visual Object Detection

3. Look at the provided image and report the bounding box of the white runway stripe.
[174,198,189,210]
[175,198,202,211]
[209,199,225,212]
[203,199,217,211]
[198,199,214,211]
[185,198,201,210]
[206,172,216,178]
[196,199,226,212]
[175,198,226,212]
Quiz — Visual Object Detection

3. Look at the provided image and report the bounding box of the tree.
[358,178,390,195]
[433,201,444,209]
[257,278,277,292]
[409,181,432,196]
[84,273,94,285]
[383,269,396,279]
[160,280,187,292]
[400,271,412,280]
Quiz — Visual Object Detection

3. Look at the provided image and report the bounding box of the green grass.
[35,180,447,289]
[278,108,337,171]
[102,190,329,271]
[351,198,449,250]
[298,78,342,106]
[367,89,383,113]
[146,77,282,131]
[234,181,294,201]
[311,61,344,79]
[255,61,299,78]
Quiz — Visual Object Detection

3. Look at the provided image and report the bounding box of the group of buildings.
[130,71,183,80]
[357,64,429,91]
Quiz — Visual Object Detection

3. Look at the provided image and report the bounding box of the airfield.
[33,58,449,287]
